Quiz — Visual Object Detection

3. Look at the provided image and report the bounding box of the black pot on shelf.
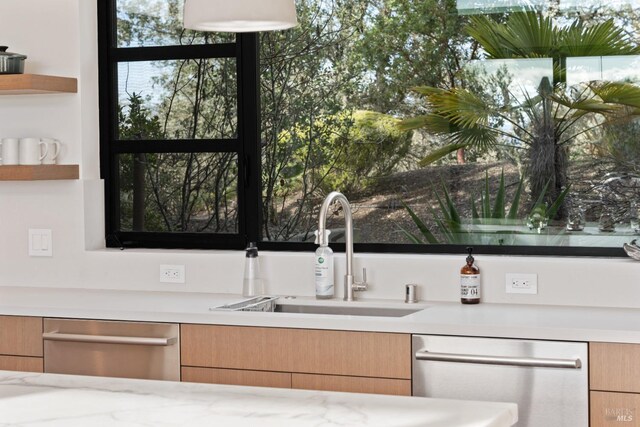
[0,46,27,74]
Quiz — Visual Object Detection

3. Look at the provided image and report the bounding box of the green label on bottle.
[318,257,324,264]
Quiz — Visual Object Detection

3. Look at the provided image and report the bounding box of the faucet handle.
[353,268,368,292]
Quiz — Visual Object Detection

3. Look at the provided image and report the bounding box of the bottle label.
[316,283,334,296]
[461,274,481,299]
[315,256,333,296]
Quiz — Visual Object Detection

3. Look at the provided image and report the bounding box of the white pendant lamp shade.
[183,0,298,33]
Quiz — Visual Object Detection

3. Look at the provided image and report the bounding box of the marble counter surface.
[0,371,517,427]
[0,286,639,343]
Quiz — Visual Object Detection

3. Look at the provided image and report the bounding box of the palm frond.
[492,170,506,219]
[483,171,491,218]
[397,225,428,245]
[401,201,439,244]
[447,126,499,152]
[560,19,639,57]
[532,179,551,209]
[507,178,524,220]
[549,93,619,114]
[466,13,555,59]
[418,143,468,167]
[397,113,454,133]
[442,184,462,227]
[547,185,571,220]
[591,82,640,109]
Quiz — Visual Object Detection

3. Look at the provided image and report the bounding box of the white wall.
[0,0,638,308]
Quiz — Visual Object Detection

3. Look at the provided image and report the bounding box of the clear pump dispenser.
[243,242,264,297]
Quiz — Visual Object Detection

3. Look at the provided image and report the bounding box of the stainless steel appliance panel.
[44,319,180,381]
[413,335,588,427]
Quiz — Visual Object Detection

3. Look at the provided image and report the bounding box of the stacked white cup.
[18,138,47,165]
[40,138,61,165]
[0,138,19,165]
[0,137,62,165]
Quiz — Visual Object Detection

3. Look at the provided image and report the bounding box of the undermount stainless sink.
[274,304,422,317]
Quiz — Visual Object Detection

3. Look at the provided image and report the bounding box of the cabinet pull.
[415,350,581,369]
[43,332,177,346]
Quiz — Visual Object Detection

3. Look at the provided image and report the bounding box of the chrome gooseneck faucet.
[316,191,368,301]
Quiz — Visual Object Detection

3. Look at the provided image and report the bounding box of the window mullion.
[110,140,240,154]
[112,43,237,62]
[237,33,261,244]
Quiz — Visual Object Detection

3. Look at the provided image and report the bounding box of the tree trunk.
[528,76,568,220]
[132,153,146,231]
[529,134,568,219]
[456,148,465,165]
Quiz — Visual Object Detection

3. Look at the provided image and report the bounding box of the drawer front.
[292,373,411,396]
[0,316,42,357]
[0,355,43,373]
[44,319,180,381]
[591,391,640,427]
[182,367,291,389]
[181,325,411,379]
[591,343,640,393]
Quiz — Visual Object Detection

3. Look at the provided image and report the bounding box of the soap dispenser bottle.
[460,247,480,304]
[243,242,264,297]
[314,230,334,299]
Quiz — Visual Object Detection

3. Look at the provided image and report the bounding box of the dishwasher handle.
[415,350,582,369]
[43,331,177,347]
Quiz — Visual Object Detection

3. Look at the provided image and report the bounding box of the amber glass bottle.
[460,247,480,304]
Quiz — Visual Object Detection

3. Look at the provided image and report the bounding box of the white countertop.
[0,371,517,427]
[0,286,638,343]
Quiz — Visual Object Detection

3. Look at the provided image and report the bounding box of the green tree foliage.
[400,12,640,214]
[354,0,473,114]
[260,0,368,240]
[116,1,240,233]
[598,116,640,174]
[117,93,162,231]
[276,111,412,200]
[259,0,475,241]
[328,111,412,193]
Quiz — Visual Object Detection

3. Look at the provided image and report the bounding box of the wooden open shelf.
[0,74,77,95]
[0,165,79,181]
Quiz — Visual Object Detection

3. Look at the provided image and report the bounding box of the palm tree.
[400,12,640,213]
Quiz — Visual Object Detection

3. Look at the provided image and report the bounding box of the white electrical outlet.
[506,273,538,294]
[29,229,52,257]
[160,265,185,284]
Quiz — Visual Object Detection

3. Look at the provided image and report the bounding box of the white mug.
[19,138,48,165]
[0,138,20,165]
[41,138,61,165]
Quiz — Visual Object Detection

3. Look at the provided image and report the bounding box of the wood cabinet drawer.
[292,373,411,396]
[181,325,411,379]
[0,316,42,357]
[591,391,639,426]
[0,355,42,373]
[591,343,640,393]
[182,367,291,389]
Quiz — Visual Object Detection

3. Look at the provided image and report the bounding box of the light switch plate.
[29,229,52,257]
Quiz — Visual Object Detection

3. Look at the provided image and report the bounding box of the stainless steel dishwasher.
[44,318,180,381]
[413,335,588,427]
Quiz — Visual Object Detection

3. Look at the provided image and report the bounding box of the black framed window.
[99,0,634,257]
[99,0,259,249]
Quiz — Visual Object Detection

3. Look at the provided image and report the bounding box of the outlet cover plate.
[506,273,538,294]
[160,264,185,284]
